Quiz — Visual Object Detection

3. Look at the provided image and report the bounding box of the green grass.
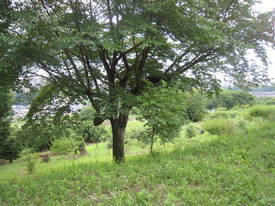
[202,118,235,136]
[0,116,274,205]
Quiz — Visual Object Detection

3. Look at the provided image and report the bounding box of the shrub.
[185,124,204,138]
[184,92,207,122]
[51,138,79,155]
[236,119,248,130]
[261,97,275,105]
[0,136,21,163]
[40,154,50,163]
[186,125,196,138]
[209,111,237,119]
[248,106,270,118]
[202,118,235,136]
[128,128,150,144]
[20,148,38,174]
[19,106,109,153]
[207,90,255,110]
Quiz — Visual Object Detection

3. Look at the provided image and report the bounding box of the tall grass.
[248,105,275,119]
[0,119,274,205]
[1,107,275,205]
[202,118,235,136]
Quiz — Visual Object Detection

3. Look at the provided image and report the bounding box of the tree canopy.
[0,0,273,162]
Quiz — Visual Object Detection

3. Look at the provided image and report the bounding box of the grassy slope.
[0,121,274,205]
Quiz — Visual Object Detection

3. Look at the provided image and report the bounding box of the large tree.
[0,0,16,161]
[1,0,273,162]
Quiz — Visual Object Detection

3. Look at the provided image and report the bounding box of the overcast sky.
[258,0,275,81]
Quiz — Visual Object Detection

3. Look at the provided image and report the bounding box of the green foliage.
[208,110,238,119]
[51,138,79,155]
[260,97,275,105]
[184,92,207,122]
[128,128,149,145]
[73,107,110,144]
[136,87,186,152]
[1,0,272,162]
[40,154,50,163]
[202,118,235,136]
[186,125,197,138]
[20,148,38,174]
[207,90,255,110]
[13,90,37,106]
[0,117,274,205]
[18,117,69,152]
[0,136,20,163]
[248,105,275,119]
[19,106,109,152]
[0,87,16,161]
[27,83,60,119]
[236,119,248,131]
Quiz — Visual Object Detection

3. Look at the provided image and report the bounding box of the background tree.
[207,90,255,110]
[184,91,207,122]
[1,0,273,162]
[0,87,19,162]
[0,0,20,162]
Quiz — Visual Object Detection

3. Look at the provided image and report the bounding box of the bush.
[82,125,110,143]
[236,119,248,131]
[128,128,149,144]
[20,148,38,174]
[248,106,271,118]
[185,124,204,138]
[17,119,67,152]
[51,138,79,155]
[0,136,21,163]
[260,97,275,105]
[184,92,207,122]
[40,154,50,163]
[208,111,237,119]
[186,125,196,138]
[19,106,109,152]
[202,118,235,136]
[207,90,255,110]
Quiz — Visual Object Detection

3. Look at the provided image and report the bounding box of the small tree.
[136,87,186,153]
[20,148,38,174]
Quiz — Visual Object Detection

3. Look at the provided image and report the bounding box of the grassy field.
[0,108,275,205]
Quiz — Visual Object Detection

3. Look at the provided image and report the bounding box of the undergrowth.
[0,119,274,206]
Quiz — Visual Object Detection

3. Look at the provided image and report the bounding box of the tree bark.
[110,114,128,163]
[150,128,155,153]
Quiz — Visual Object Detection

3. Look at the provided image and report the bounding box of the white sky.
[257,0,275,81]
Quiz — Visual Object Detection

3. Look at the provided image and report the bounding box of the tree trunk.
[110,114,128,163]
[150,136,154,153]
[150,128,155,153]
